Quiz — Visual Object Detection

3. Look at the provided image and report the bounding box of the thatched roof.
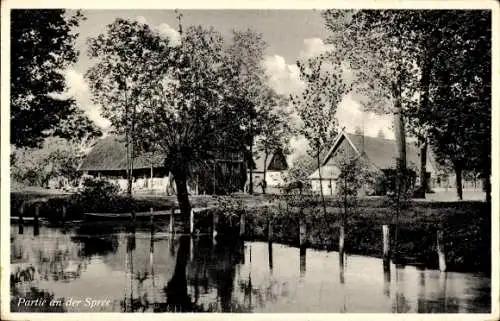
[321,133,437,172]
[79,136,165,171]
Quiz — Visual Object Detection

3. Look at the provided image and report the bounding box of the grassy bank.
[194,197,491,275]
[10,189,490,274]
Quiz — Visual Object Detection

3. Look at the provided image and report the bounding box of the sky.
[63,9,395,161]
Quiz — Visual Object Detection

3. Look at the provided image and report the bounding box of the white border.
[1,1,499,321]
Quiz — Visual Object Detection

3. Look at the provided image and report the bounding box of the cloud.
[135,16,148,25]
[262,54,304,96]
[299,38,335,59]
[336,94,394,139]
[63,68,111,130]
[157,23,181,47]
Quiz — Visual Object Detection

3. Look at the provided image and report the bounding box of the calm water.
[10,225,491,313]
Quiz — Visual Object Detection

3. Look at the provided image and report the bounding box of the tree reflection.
[11,265,66,312]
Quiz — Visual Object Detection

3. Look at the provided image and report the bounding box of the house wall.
[249,170,287,188]
[310,179,336,196]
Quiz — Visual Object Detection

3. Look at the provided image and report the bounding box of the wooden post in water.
[436,230,447,272]
[61,204,67,224]
[268,219,273,243]
[18,202,24,234]
[169,208,175,234]
[212,212,218,242]
[268,240,273,271]
[299,215,307,249]
[150,207,154,231]
[34,203,40,236]
[382,225,391,272]
[300,247,306,277]
[189,208,194,235]
[339,225,345,268]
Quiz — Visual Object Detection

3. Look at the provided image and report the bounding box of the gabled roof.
[251,150,288,172]
[322,132,436,171]
[79,136,165,171]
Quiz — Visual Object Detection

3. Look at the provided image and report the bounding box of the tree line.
[10,10,492,229]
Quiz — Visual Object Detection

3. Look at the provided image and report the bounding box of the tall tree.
[291,55,348,216]
[86,18,163,194]
[136,24,248,230]
[418,11,491,201]
[10,9,86,147]
[225,29,271,194]
[322,10,420,197]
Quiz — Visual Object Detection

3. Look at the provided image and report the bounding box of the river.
[10,224,490,313]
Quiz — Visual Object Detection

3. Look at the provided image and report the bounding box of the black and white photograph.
[1,1,498,319]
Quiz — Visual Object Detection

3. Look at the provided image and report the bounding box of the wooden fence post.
[300,247,306,277]
[131,210,136,225]
[212,212,218,242]
[299,216,307,249]
[61,204,67,224]
[339,225,345,268]
[169,208,175,234]
[189,209,194,235]
[150,207,154,232]
[383,225,391,272]
[239,212,245,237]
[437,230,447,272]
[268,219,273,243]
[34,203,40,236]
[18,202,24,234]
[268,240,273,271]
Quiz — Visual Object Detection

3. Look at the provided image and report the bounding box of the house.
[78,136,247,195]
[308,132,438,196]
[247,150,289,190]
[78,136,172,194]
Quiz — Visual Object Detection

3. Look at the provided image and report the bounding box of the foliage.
[10,9,92,147]
[71,177,135,213]
[225,29,282,193]
[283,154,316,189]
[290,54,348,215]
[415,11,491,200]
[335,155,376,219]
[10,137,88,188]
[322,10,491,201]
[86,18,168,194]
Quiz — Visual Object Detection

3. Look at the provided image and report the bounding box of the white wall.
[310,179,337,196]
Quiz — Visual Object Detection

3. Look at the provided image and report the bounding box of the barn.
[308,132,437,196]
[247,150,289,190]
[78,136,247,195]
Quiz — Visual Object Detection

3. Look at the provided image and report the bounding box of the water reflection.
[10,225,491,313]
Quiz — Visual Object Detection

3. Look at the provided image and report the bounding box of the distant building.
[247,150,289,190]
[78,136,246,195]
[308,132,438,196]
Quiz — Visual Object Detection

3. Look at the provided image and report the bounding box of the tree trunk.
[393,79,407,196]
[417,139,428,197]
[124,82,132,196]
[317,150,327,217]
[248,136,254,195]
[454,166,463,201]
[263,151,268,194]
[166,235,191,311]
[173,166,192,233]
[416,44,434,199]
